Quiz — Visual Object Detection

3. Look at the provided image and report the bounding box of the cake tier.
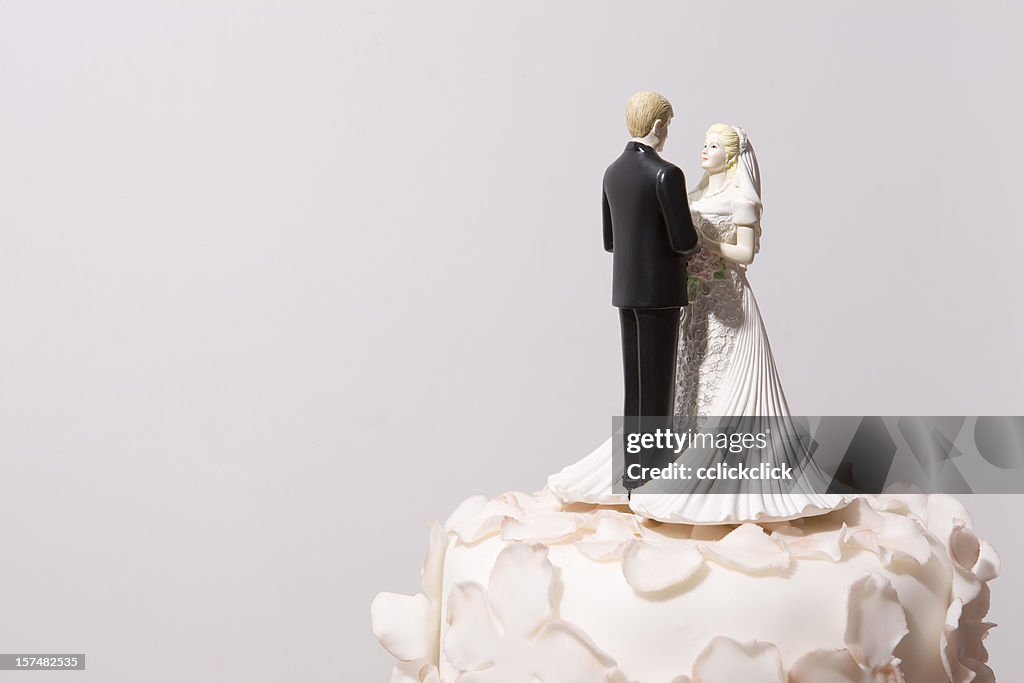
[372,491,998,683]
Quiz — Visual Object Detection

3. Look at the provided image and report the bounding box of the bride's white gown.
[548,204,853,524]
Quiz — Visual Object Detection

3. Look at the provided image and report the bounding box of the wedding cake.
[372,97,999,682]
[371,489,998,683]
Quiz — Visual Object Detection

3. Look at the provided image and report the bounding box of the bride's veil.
[732,127,762,207]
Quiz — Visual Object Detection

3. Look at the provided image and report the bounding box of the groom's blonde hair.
[625,91,674,138]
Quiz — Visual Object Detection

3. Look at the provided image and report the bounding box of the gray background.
[0,1,1021,681]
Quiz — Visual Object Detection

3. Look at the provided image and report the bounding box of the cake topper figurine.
[602,91,701,489]
[552,116,855,523]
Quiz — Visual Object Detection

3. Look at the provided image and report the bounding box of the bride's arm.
[702,199,758,266]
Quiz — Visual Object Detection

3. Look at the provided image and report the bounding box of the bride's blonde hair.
[705,123,741,181]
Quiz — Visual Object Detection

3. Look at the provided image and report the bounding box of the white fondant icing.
[372,491,998,683]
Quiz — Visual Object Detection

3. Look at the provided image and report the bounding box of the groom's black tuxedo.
[603,142,700,487]
[603,141,700,308]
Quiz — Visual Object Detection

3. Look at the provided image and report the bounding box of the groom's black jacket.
[603,141,700,308]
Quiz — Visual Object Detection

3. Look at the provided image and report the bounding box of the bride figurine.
[549,123,853,524]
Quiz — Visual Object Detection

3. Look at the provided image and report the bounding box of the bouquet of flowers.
[686,246,726,299]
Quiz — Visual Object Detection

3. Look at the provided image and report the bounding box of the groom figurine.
[603,91,700,489]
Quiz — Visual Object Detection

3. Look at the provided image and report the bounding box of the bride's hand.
[715,225,756,266]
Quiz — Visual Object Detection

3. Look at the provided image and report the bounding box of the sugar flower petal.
[371,592,434,662]
[501,511,584,544]
[788,648,871,683]
[449,498,528,544]
[974,539,1000,583]
[580,509,644,535]
[444,582,500,672]
[388,662,420,683]
[390,663,441,683]
[949,519,980,571]
[947,520,983,607]
[845,574,908,672]
[876,515,932,567]
[487,543,554,638]
[445,495,489,531]
[941,598,997,683]
[532,619,621,683]
[925,494,974,553]
[622,540,704,593]
[838,497,887,532]
[844,528,881,556]
[691,636,784,683]
[445,543,627,683]
[772,524,847,561]
[576,514,642,561]
[700,523,790,572]
[941,599,970,683]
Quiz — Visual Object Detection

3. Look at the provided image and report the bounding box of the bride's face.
[701,134,730,173]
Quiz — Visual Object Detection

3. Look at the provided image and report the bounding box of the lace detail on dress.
[674,212,746,429]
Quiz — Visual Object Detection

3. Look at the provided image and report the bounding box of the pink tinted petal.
[691,636,784,683]
[622,540,704,593]
[417,665,441,683]
[787,648,869,683]
[772,524,847,561]
[487,543,554,638]
[700,523,790,572]
[371,592,433,661]
[501,511,583,543]
[444,582,499,672]
[532,619,621,683]
[844,528,880,556]
[845,574,908,671]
